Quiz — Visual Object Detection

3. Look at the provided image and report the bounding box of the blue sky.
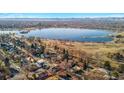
[0,13,124,18]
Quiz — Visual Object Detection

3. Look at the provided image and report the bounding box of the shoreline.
[0,27,117,32]
[16,34,113,44]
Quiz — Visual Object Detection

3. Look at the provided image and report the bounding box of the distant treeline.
[0,18,124,31]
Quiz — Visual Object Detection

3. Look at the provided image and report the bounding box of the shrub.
[118,64,124,73]
[111,71,119,79]
[104,61,112,70]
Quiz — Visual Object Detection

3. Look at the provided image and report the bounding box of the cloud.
[0,13,32,18]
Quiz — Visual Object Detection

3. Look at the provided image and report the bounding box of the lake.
[0,28,114,42]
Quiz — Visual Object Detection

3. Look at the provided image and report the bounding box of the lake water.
[0,28,113,42]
